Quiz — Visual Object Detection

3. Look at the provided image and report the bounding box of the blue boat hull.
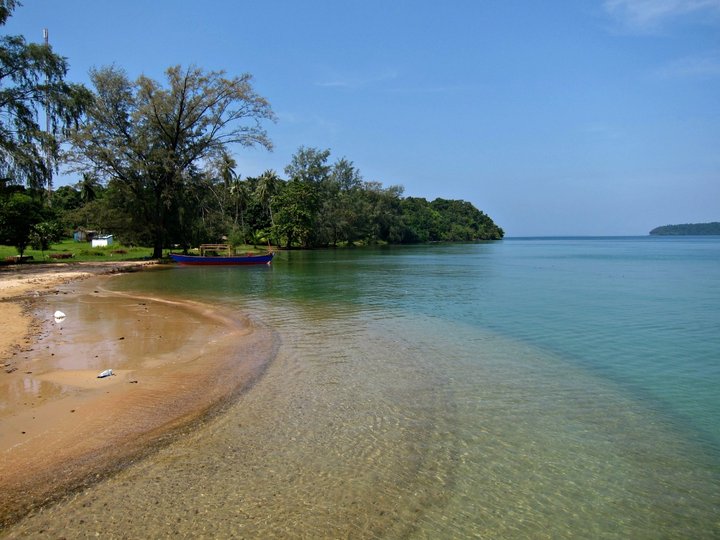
[169,252,274,265]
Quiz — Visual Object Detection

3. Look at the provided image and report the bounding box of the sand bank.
[0,262,277,527]
[0,261,156,364]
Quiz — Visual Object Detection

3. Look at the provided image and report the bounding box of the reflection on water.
[6,240,720,538]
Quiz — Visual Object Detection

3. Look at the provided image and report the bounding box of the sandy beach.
[0,261,155,366]
[0,261,277,527]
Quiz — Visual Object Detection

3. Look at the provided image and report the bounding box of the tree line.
[649,222,720,236]
[0,2,502,258]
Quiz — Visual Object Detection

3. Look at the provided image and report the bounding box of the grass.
[0,239,154,264]
[0,240,273,264]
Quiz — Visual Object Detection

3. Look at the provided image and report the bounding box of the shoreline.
[0,261,158,367]
[0,261,278,527]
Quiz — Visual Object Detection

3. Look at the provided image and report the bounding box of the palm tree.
[219,153,238,189]
[77,173,100,204]
[230,178,249,241]
[255,169,280,227]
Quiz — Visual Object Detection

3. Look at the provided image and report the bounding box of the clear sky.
[6,1,720,236]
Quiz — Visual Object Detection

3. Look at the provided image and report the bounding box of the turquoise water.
[8,237,720,538]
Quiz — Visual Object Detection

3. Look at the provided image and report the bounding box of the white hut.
[91,235,113,247]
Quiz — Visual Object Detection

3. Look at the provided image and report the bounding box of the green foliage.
[398,197,503,243]
[1,10,500,259]
[0,1,19,26]
[284,146,331,183]
[19,147,502,255]
[68,64,275,258]
[51,185,82,213]
[98,179,154,246]
[272,178,320,248]
[400,197,441,242]
[649,222,720,235]
[0,2,92,188]
[270,147,509,249]
[227,226,245,251]
[429,198,504,241]
[363,182,404,244]
[29,220,63,251]
[0,238,152,263]
[77,173,101,204]
[0,190,44,255]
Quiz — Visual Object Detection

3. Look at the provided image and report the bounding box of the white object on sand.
[97,369,114,378]
[53,310,66,319]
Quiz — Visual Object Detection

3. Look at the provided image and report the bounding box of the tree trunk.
[152,187,166,259]
[152,238,163,259]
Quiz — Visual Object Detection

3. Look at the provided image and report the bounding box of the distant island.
[649,222,720,235]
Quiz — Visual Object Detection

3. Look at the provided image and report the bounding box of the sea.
[7,236,720,538]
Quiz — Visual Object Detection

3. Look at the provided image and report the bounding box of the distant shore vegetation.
[649,222,720,236]
[0,3,502,258]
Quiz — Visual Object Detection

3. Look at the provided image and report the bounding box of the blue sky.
[6,1,720,236]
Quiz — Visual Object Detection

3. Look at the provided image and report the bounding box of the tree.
[69,65,275,258]
[0,1,91,189]
[400,197,440,242]
[429,198,504,240]
[30,219,62,252]
[255,169,280,229]
[331,157,363,192]
[0,189,44,256]
[51,184,81,213]
[323,158,364,245]
[272,147,332,248]
[365,182,404,243]
[272,180,319,249]
[284,146,331,184]
[229,178,250,241]
[77,172,100,204]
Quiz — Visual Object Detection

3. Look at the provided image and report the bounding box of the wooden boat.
[169,244,274,266]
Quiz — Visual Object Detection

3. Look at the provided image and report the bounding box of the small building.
[91,235,113,247]
[74,229,98,242]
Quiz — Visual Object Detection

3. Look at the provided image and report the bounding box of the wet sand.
[0,262,277,527]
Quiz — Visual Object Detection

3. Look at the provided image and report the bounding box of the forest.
[649,222,720,235]
[0,2,502,258]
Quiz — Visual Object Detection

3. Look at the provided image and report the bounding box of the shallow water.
[5,238,720,538]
